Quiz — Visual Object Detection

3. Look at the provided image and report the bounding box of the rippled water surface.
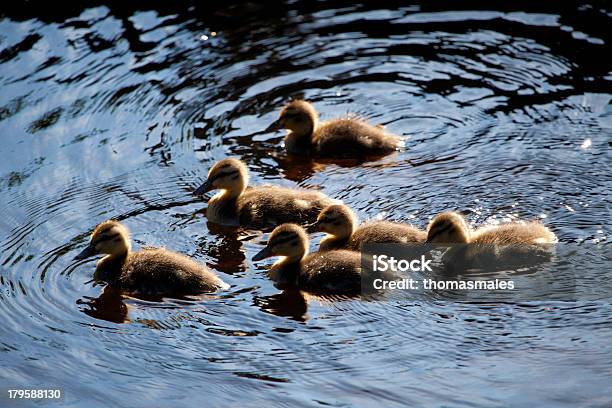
[1,2,611,406]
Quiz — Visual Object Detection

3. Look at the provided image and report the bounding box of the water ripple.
[0,2,611,406]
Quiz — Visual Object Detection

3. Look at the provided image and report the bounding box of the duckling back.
[237,185,336,230]
[445,222,557,273]
[299,250,362,295]
[471,222,557,244]
[314,119,402,158]
[347,221,426,251]
[109,248,228,296]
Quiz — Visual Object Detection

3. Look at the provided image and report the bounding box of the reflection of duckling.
[194,158,337,229]
[313,204,426,251]
[266,100,403,158]
[254,287,308,322]
[78,286,129,324]
[74,220,229,296]
[426,212,557,244]
[252,224,361,295]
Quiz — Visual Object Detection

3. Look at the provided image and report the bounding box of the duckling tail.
[394,136,406,150]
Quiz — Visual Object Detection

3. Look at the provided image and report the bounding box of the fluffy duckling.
[313,204,426,251]
[74,220,229,296]
[426,212,557,244]
[265,100,403,158]
[252,223,362,295]
[194,158,337,229]
[426,211,557,272]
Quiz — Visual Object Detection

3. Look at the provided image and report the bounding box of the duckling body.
[266,100,403,158]
[310,119,402,158]
[471,222,558,244]
[347,221,427,249]
[293,250,362,294]
[235,185,334,229]
[75,220,228,296]
[314,204,426,251]
[253,223,362,295]
[195,158,336,230]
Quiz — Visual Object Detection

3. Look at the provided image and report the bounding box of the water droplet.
[200,34,209,41]
[581,138,592,149]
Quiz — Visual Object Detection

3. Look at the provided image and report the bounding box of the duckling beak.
[194,179,213,196]
[264,118,283,133]
[253,246,273,261]
[74,244,97,260]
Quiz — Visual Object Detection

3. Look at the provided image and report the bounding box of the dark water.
[1,1,611,406]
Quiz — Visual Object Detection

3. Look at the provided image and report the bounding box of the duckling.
[265,100,404,158]
[252,223,362,295]
[74,220,229,296]
[313,204,426,251]
[194,158,337,230]
[426,211,557,244]
[426,212,557,272]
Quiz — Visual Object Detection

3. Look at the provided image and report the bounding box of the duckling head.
[265,100,318,136]
[194,158,249,198]
[253,223,309,263]
[312,204,356,240]
[426,212,471,244]
[74,220,131,260]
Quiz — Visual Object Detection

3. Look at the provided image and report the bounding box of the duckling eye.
[211,170,239,182]
[93,232,120,244]
[332,221,342,226]
[283,111,301,119]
